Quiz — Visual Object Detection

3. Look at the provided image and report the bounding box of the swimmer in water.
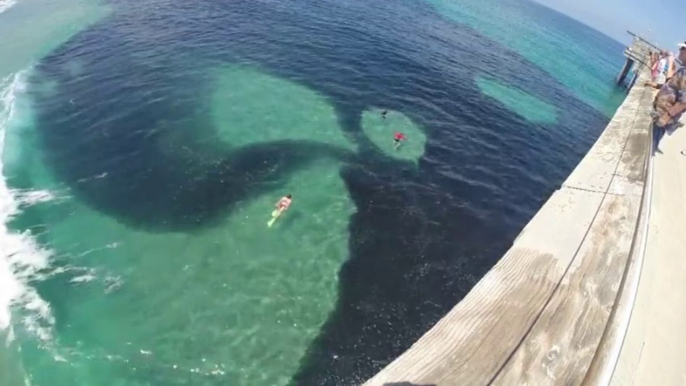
[393,132,406,150]
[268,194,292,227]
[276,194,292,214]
[381,110,388,119]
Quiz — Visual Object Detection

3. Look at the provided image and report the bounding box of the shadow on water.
[31,37,353,232]
[26,0,615,384]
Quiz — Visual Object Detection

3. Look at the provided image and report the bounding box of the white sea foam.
[0,71,55,341]
[15,189,57,206]
[0,0,17,14]
[69,273,97,284]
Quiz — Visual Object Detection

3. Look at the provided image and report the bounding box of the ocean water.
[0,0,627,385]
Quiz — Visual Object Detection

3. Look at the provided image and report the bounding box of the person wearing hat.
[651,42,686,153]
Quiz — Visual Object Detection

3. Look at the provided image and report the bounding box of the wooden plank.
[491,193,641,386]
[490,80,649,386]
[582,128,653,386]
[563,123,630,192]
[362,67,653,386]
[363,188,604,386]
[608,127,649,197]
[606,115,686,386]
[563,83,647,193]
[564,79,652,195]
[612,90,654,184]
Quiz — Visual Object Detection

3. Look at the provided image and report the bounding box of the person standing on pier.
[651,42,686,153]
[653,51,672,84]
[650,51,659,80]
[647,51,674,87]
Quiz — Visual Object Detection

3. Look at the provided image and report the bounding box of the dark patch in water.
[28,0,615,383]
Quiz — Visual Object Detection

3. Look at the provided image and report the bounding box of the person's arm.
[667,84,686,118]
[667,102,686,119]
[644,81,663,89]
[666,56,676,79]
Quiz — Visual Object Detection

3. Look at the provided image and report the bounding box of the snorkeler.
[276,195,292,214]
[393,132,406,150]
[268,194,292,227]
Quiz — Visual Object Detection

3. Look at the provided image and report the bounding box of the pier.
[616,32,661,87]
[364,37,683,385]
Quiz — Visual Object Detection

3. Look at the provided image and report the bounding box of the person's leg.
[666,121,681,136]
[653,123,666,154]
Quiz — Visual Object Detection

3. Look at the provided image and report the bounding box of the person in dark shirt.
[651,42,686,152]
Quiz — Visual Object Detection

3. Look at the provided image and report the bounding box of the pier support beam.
[617,58,634,85]
[628,71,639,89]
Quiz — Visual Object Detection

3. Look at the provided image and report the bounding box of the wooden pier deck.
[363,59,662,385]
[607,116,686,386]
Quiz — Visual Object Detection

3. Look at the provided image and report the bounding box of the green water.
[0,0,622,384]
[0,0,108,76]
[0,1,108,384]
[476,76,558,123]
[210,66,425,160]
[428,0,625,117]
[24,159,354,385]
[361,109,426,163]
[211,67,353,150]
[4,59,427,385]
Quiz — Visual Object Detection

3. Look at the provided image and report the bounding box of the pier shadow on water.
[25,0,613,384]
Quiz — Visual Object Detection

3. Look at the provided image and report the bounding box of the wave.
[0,71,55,342]
[0,0,17,14]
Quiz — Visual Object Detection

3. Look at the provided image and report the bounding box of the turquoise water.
[0,0,626,384]
[476,76,558,123]
[429,0,626,117]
